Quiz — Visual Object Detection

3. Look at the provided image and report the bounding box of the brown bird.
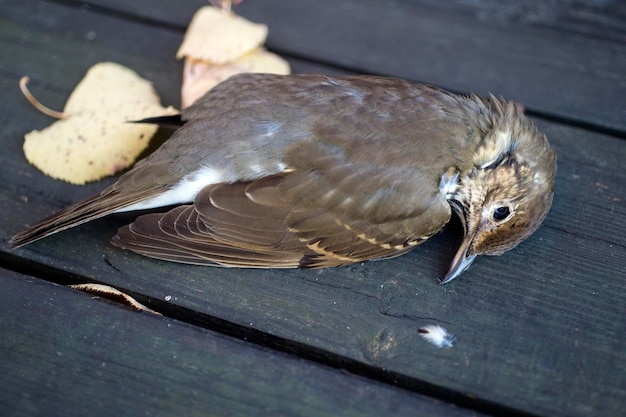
[10,73,557,284]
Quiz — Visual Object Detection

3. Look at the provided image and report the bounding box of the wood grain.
[84,0,626,133]
[1,269,486,417]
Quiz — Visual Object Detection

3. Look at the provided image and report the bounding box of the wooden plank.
[82,0,626,133]
[1,1,625,417]
[0,268,484,417]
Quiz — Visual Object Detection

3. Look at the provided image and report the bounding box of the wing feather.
[112,163,449,268]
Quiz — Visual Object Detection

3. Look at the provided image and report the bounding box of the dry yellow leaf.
[176,6,268,64]
[69,283,162,315]
[181,48,291,107]
[22,62,177,185]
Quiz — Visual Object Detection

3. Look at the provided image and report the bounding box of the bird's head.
[442,97,557,284]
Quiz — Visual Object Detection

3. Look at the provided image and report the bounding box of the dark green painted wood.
[0,269,487,417]
[83,0,626,133]
[0,1,625,417]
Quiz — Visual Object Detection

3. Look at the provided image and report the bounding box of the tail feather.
[10,188,160,248]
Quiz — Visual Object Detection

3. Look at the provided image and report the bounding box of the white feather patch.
[114,166,223,213]
[418,325,455,348]
[439,170,459,198]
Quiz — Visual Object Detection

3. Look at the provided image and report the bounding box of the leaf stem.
[19,76,67,119]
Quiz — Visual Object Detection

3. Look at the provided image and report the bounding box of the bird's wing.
[112,177,305,267]
[280,137,453,248]
[112,139,453,268]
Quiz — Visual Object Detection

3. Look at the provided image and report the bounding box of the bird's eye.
[493,206,511,221]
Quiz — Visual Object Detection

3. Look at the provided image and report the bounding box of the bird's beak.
[440,228,478,285]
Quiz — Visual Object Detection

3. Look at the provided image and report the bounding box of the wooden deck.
[1,1,625,416]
